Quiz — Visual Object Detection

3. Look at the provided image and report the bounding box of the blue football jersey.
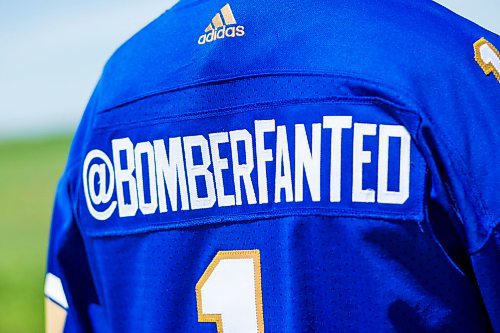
[45,0,500,332]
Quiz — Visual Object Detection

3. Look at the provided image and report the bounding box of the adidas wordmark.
[198,3,245,45]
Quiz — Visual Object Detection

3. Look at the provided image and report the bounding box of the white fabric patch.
[44,273,68,309]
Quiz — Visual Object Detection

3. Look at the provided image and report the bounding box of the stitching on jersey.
[469,223,500,255]
[95,71,418,114]
[422,113,489,221]
[421,172,470,278]
[414,110,493,254]
[93,96,419,132]
[84,208,423,238]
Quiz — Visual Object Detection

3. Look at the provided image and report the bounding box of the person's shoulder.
[95,0,198,112]
[96,0,499,112]
[393,0,499,77]
[323,0,500,89]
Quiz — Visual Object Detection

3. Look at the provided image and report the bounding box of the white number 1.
[196,250,265,333]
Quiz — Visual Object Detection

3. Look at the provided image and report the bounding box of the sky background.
[0,0,498,139]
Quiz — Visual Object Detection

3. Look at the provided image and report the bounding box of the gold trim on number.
[195,250,265,333]
[474,37,500,83]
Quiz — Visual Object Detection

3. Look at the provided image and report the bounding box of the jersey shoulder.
[95,0,498,114]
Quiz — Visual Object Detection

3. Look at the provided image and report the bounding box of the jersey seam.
[95,71,419,113]
[93,97,419,132]
[83,209,423,238]
[415,106,494,253]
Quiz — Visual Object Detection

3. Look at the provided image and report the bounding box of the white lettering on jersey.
[274,125,293,203]
[210,132,236,207]
[184,135,217,210]
[352,123,377,203]
[154,138,190,213]
[230,130,257,206]
[294,123,321,202]
[83,118,416,221]
[377,125,411,204]
[255,120,275,204]
[135,142,158,215]
[82,149,117,221]
[112,138,138,217]
[323,116,352,202]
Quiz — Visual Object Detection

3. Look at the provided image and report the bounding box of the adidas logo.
[198,3,245,45]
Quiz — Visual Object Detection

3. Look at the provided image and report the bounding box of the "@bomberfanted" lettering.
[83,116,412,221]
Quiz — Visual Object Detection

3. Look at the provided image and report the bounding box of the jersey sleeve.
[426,33,500,250]
[421,31,500,330]
[45,172,101,333]
[44,89,106,333]
[466,49,500,329]
[471,232,500,331]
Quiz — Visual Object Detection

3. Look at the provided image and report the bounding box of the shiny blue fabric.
[46,0,499,331]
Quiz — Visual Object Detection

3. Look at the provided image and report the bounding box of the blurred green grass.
[0,135,71,333]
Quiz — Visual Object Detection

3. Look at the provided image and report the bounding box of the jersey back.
[45,0,500,332]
